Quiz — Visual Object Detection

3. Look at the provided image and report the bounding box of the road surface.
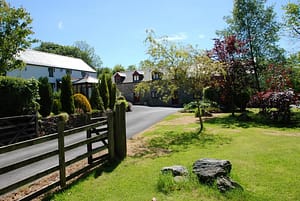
[0,106,180,191]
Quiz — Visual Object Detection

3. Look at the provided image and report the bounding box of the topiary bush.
[0,76,39,117]
[73,93,92,113]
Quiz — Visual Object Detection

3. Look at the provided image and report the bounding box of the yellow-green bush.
[73,93,92,113]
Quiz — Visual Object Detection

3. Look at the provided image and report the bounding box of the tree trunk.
[197,100,203,134]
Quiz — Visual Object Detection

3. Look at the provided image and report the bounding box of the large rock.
[193,158,242,192]
[193,158,231,184]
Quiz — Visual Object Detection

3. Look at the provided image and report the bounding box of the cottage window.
[48,67,54,77]
[152,72,161,80]
[133,75,140,82]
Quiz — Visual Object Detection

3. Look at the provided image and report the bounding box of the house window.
[133,75,140,82]
[152,72,161,80]
[151,91,158,99]
[48,67,54,77]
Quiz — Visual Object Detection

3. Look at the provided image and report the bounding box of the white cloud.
[198,34,205,39]
[58,21,64,30]
[166,32,187,41]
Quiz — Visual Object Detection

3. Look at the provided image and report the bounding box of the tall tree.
[135,30,224,133]
[74,41,103,68]
[112,64,125,74]
[282,1,300,40]
[0,0,35,75]
[218,0,284,92]
[210,35,254,115]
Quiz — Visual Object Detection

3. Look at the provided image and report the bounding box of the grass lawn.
[47,111,300,201]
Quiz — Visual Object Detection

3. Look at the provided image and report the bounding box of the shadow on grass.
[42,160,121,201]
[205,110,300,129]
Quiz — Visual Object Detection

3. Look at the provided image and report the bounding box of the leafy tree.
[135,30,224,133]
[38,77,53,117]
[0,0,35,75]
[218,0,284,92]
[210,35,254,115]
[127,65,137,71]
[90,86,105,111]
[60,75,75,114]
[99,73,109,110]
[96,67,112,78]
[112,64,125,74]
[74,40,103,68]
[35,41,102,69]
[282,1,300,40]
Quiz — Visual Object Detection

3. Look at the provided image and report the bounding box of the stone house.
[113,70,192,107]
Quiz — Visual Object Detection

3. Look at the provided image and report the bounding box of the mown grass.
[46,110,300,201]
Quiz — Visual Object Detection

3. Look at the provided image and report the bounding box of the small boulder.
[217,176,243,193]
[161,165,188,177]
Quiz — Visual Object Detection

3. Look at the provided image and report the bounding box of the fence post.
[107,111,115,161]
[86,129,93,164]
[114,103,127,160]
[57,117,66,188]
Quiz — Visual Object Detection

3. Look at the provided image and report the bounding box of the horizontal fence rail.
[0,116,112,200]
[0,103,127,200]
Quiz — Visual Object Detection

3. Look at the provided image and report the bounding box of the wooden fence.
[0,103,127,201]
[0,115,38,146]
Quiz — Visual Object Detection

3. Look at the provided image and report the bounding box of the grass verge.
[46,111,300,201]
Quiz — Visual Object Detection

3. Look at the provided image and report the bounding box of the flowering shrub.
[249,89,296,123]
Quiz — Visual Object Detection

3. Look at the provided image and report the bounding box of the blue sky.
[6,0,296,68]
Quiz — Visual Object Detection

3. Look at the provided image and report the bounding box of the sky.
[6,0,297,68]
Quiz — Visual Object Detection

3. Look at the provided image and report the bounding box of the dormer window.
[132,71,144,83]
[152,71,161,80]
[114,72,126,84]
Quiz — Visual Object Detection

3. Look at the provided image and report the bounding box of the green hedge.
[0,76,39,117]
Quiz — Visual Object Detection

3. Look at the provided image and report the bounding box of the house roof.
[17,49,96,73]
[72,75,99,85]
[113,69,153,83]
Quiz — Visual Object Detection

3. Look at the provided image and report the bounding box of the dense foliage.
[107,76,116,110]
[0,76,39,117]
[38,77,53,117]
[90,86,105,112]
[73,93,92,113]
[99,73,109,110]
[60,75,75,114]
[35,41,102,69]
[0,0,35,75]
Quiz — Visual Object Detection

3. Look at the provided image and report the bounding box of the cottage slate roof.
[113,69,153,83]
[17,49,96,73]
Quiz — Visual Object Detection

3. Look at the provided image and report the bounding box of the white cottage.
[7,49,97,91]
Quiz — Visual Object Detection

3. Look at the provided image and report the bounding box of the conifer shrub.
[38,77,53,117]
[73,93,92,113]
[90,86,105,111]
[0,76,39,117]
[99,73,109,110]
[60,75,75,114]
